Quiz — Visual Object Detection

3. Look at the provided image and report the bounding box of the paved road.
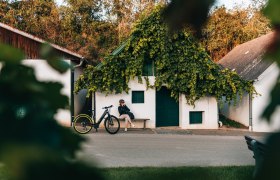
[77,133,258,167]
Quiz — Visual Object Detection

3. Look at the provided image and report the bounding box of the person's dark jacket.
[118,105,130,115]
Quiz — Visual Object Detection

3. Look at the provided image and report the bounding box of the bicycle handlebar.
[102,105,113,109]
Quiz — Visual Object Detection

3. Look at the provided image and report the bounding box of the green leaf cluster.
[75,6,255,105]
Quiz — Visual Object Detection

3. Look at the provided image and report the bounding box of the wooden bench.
[119,118,150,129]
[244,135,267,178]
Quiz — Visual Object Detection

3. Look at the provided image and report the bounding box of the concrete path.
[77,132,263,167]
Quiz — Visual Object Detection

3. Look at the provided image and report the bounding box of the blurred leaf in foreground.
[0,44,102,179]
[2,145,103,180]
[261,0,280,120]
[163,0,215,35]
[263,0,280,26]
[40,43,71,74]
[0,43,25,64]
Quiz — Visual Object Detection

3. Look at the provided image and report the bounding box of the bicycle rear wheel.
[104,115,120,134]
[73,114,93,134]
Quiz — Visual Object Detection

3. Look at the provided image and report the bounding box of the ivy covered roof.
[75,6,255,105]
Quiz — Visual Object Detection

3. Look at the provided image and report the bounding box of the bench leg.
[143,120,146,129]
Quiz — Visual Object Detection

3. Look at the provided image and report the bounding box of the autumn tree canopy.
[0,0,271,63]
[201,6,271,62]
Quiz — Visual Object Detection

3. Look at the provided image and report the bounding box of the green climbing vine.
[75,6,256,105]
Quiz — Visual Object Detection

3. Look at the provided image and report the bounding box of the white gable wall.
[180,95,218,129]
[95,77,156,128]
[252,63,280,132]
[220,63,280,132]
[219,94,250,127]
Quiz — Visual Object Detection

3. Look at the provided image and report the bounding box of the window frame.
[189,111,203,124]
[142,58,154,76]
[132,91,145,104]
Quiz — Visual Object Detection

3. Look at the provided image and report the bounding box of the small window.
[190,111,203,124]
[132,91,144,103]
[142,59,154,76]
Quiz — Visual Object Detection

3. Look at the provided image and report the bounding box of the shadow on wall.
[74,89,91,116]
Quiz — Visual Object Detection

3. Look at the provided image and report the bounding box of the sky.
[55,0,252,9]
[215,0,252,9]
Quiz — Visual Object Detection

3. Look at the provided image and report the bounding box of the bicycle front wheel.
[104,115,120,134]
[73,114,93,134]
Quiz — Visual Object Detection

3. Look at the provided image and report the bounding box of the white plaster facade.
[180,96,218,129]
[95,77,156,128]
[220,63,280,132]
[95,76,219,129]
[219,94,250,127]
[252,63,280,132]
[23,59,72,126]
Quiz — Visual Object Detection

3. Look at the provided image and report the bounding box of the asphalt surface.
[77,131,265,167]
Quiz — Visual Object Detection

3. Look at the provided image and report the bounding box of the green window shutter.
[132,91,144,103]
[189,111,203,124]
[143,59,154,76]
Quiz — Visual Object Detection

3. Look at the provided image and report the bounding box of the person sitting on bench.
[118,99,135,131]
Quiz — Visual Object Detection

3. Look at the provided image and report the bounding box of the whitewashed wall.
[95,77,156,128]
[252,63,280,132]
[23,59,71,126]
[219,63,280,132]
[219,94,250,127]
[179,95,218,129]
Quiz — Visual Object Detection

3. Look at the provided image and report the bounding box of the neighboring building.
[219,32,280,132]
[0,22,89,126]
[94,43,218,129]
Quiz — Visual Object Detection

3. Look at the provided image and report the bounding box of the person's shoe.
[131,123,135,128]
[124,128,127,132]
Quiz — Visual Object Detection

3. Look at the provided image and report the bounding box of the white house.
[93,44,218,129]
[219,32,280,132]
[0,22,89,126]
[94,78,218,129]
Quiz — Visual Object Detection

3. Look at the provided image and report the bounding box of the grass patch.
[103,166,254,180]
[219,114,248,129]
[0,165,254,180]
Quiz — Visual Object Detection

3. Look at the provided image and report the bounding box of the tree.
[103,0,169,41]
[2,0,61,44]
[58,3,119,62]
[0,0,120,63]
[201,6,271,62]
[0,0,9,20]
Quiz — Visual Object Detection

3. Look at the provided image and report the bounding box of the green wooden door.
[156,87,179,127]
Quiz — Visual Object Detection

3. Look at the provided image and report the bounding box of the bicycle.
[73,105,120,134]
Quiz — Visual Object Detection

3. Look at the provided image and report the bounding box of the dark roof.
[96,36,135,69]
[0,22,83,62]
[218,32,275,81]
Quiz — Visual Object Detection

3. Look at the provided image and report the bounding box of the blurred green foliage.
[163,0,215,34]
[0,44,103,180]
[261,0,280,121]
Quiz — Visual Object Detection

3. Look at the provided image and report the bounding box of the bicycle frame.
[73,105,119,134]
[91,108,112,129]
